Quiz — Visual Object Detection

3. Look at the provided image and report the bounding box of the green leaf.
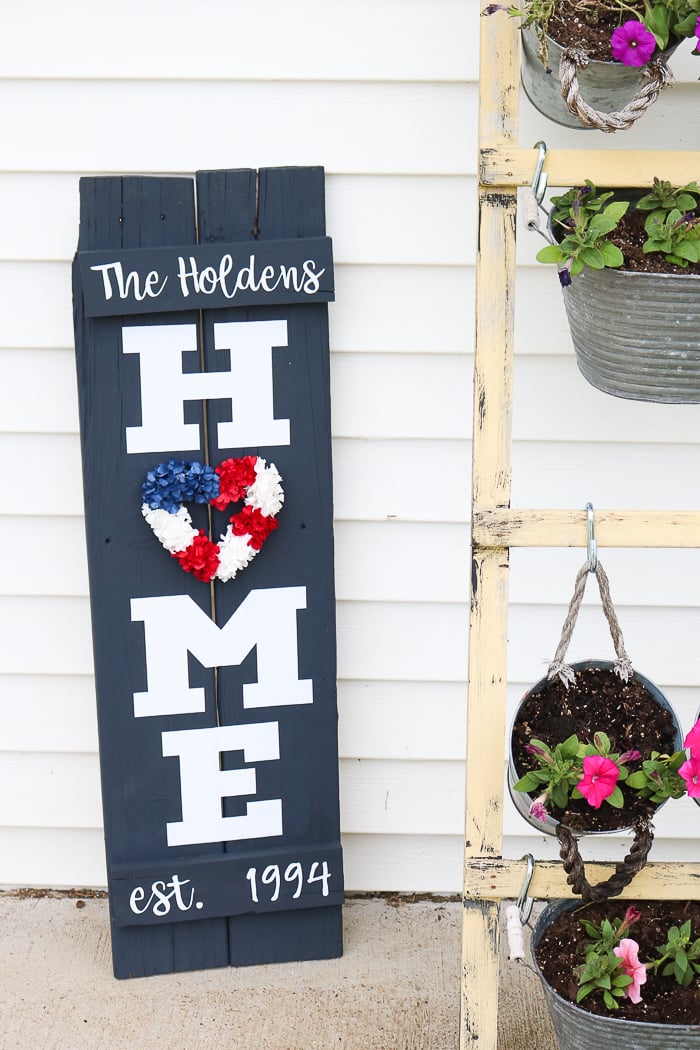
[576,982,596,1003]
[675,192,699,211]
[536,244,565,264]
[603,990,617,1010]
[599,242,624,267]
[587,215,619,238]
[513,772,543,792]
[626,771,646,789]
[643,238,673,254]
[579,247,605,269]
[606,785,624,809]
[602,200,629,223]
[559,734,580,760]
[675,242,700,262]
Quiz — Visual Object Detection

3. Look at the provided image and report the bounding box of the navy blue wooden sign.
[72,167,343,979]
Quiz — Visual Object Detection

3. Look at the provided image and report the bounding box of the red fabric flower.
[212,456,258,510]
[576,754,620,809]
[172,530,220,581]
[230,506,279,550]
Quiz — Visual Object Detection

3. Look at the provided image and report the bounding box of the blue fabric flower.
[141,460,220,514]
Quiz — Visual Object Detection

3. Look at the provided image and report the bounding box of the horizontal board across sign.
[78,236,334,316]
[110,843,344,927]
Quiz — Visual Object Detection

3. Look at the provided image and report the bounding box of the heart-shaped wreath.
[141,456,284,583]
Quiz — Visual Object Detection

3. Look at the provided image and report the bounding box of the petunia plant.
[514,722,696,824]
[536,177,700,285]
[575,905,700,1010]
[489,0,700,69]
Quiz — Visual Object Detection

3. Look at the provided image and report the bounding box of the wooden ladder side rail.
[463,10,700,1050]
[461,10,519,1050]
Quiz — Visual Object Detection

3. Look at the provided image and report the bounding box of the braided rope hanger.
[547,557,653,900]
[559,49,674,132]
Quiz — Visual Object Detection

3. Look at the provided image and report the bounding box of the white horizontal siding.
[4,0,479,83]
[0,80,476,176]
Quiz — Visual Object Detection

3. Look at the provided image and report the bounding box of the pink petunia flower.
[696,15,700,43]
[610,20,657,67]
[528,794,548,823]
[576,754,620,809]
[684,717,700,756]
[613,938,647,1003]
[679,754,700,798]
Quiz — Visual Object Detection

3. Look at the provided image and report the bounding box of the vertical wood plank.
[462,8,520,1048]
[196,165,343,964]
[73,176,230,978]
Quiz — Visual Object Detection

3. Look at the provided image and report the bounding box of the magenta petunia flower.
[613,938,647,1003]
[696,15,700,43]
[610,20,657,67]
[679,755,700,798]
[684,717,700,756]
[576,754,620,808]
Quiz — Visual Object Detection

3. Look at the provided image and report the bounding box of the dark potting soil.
[535,899,700,1025]
[511,665,679,832]
[547,0,649,61]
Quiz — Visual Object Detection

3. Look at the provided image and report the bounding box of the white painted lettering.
[122,319,290,453]
[131,587,312,718]
[90,261,167,302]
[162,721,283,847]
[128,876,197,916]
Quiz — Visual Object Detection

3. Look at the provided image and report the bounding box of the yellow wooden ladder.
[462,12,700,1048]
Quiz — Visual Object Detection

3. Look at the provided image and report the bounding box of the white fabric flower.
[216,526,257,582]
[142,504,197,553]
[246,458,284,517]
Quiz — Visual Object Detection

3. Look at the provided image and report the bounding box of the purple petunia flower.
[610,20,657,67]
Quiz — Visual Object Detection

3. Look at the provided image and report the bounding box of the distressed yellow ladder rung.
[463,10,700,1050]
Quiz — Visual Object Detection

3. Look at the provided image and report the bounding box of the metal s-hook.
[506,854,535,961]
[516,853,535,924]
[522,142,551,238]
[531,141,548,205]
[586,502,597,573]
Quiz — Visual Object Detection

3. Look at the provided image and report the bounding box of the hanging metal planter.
[563,265,700,403]
[509,543,684,901]
[531,900,700,1049]
[520,24,676,131]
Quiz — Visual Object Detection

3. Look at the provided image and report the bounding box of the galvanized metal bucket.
[532,900,700,1048]
[520,24,676,130]
[508,660,683,836]
[562,265,700,402]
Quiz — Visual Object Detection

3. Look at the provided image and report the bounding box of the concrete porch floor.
[0,894,557,1050]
